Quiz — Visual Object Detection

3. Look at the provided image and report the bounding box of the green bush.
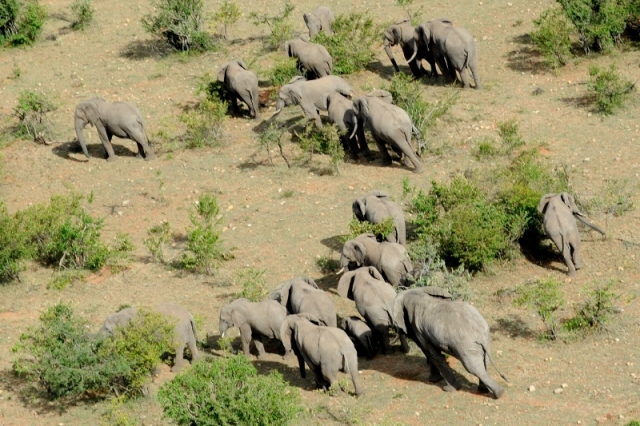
[346,216,396,243]
[12,89,56,142]
[235,268,268,302]
[316,256,341,274]
[181,194,227,275]
[531,7,574,69]
[624,421,640,426]
[514,277,565,340]
[0,201,31,282]
[267,57,301,87]
[257,123,291,167]
[474,138,499,160]
[564,280,619,334]
[180,96,227,148]
[158,356,302,426]
[100,396,141,426]
[296,122,344,175]
[312,12,380,74]
[70,0,94,30]
[144,221,172,263]
[249,2,295,51]
[142,0,214,52]
[587,64,635,115]
[0,0,47,46]
[558,0,628,53]
[497,119,525,152]
[212,0,240,40]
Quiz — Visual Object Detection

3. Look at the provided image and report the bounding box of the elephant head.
[268,82,304,122]
[284,39,307,59]
[74,97,106,158]
[337,266,385,299]
[218,298,250,337]
[340,234,376,270]
[383,20,410,72]
[407,18,453,63]
[352,191,390,221]
[304,12,322,38]
[99,307,137,336]
[350,92,393,138]
[217,59,248,82]
[268,276,319,308]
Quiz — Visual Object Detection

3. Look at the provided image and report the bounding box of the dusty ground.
[1,0,640,424]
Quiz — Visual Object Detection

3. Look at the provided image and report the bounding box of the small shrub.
[141,0,214,52]
[558,0,628,53]
[258,123,291,167]
[0,201,31,282]
[624,421,640,426]
[181,97,227,148]
[12,89,56,142]
[346,216,396,242]
[564,280,620,334]
[497,118,525,152]
[514,277,565,340]
[316,256,341,274]
[295,122,344,175]
[267,56,301,87]
[100,396,141,426]
[474,138,499,160]
[531,7,574,69]
[312,12,380,74]
[181,194,227,275]
[587,64,635,115]
[47,270,86,290]
[157,356,302,426]
[212,0,240,40]
[249,2,295,51]
[70,0,94,30]
[144,221,172,263]
[0,0,47,47]
[235,268,268,302]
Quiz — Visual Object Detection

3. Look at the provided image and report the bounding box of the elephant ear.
[237,60,249,70]
[268,283,285,304]
[352,241,367,265]
[537,193,557,214]
[230,304,248,327]
[367,190,390,200]
[366,266,385,282]
[217,63,228,83]
[352,197,366,221]
[80,100,100,126]
[337,271,357,299]
[560,192,582,215]
[435,17,453,25]
[367,90,393,104]
[279,316,296,352]
[299,276,319,289]
[391,25,403,43]
[284,40,292,57]
[421,286,453,300]
[392,291,408,334]
[288,87,303,106]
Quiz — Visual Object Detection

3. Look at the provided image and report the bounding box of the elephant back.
[419,286,453,300]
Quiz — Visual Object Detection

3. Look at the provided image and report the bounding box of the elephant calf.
[74,97,156,162]
[269,276,337,327]
[281,314,363,396]
[538,192,605,276]
[285,38,332,79]
[218,60,260,120]
[219,298,288,358]
[341,316,375,359]
[326,92,370,160]
[100,303,200,372]
[353,190,406,246]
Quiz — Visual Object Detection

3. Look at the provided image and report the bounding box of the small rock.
[122,200,130,206]
[528,385,536,392]
[117,211,123,216]
[554,387,564,394]
[562,383,568,388]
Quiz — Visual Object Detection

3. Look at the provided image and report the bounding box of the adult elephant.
[537,192,605,276]
[268,276,337,327]
[409,19,481,89]
[285,38,332,79]
[304,6,335,38]
[74,97,156,162]
[383,19,435,78]
[217,59,260,120]
[100,304,199,372]
[280,313,363,396]
[326,92,370,160]
[351,90,424,173]
[393,287,508,399]
[268,76,352,129]
[340,233,413,287]
[337,266,410,353]
[352,190,406,246]
[218,298,288,358]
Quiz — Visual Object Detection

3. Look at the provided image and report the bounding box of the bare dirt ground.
[1,0,640,424]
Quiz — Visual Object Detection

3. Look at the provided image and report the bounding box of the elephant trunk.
[384,40,400,73]
[575,214,606,235]
[74,117,90,158]
[219,322,228,337]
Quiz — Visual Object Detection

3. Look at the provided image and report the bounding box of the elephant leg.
[171,339,187,372]
[399,334,410,354]
[459,354,504,399]
[253,335,267,359]
[320,363,337,388]
[413,336,443,381]
[374,324,391,354]
[571,238,583,270]
[356,125,373,159]
[374,136,392,166]
[296,352,307,378]
[469,57,482,90]
[239,323,254,357]
[231,96,240,115]
[397,133,424,174]
[130,129,156,161]
[341,134,358,160]
[458,67,472,89]
[417,335,461,392]
[97,125,117,161]
[551,233,576,276]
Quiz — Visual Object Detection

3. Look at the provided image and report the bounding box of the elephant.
[351,90,424,173]
[353,190,406,246]
[280,313,363,395]
[393,287,508,399]
[304,6,335,38]
[340,233,413,288]
[537,192,605,276]
[217,60,260,120]
[285,38,332,79]
[269,75,353,129]
[268,276,337,327]
[383,19,437,78]
[409,19,481,89]
[218,298,288,358]
[341,316,374,359]
[100,303,200,372]
[74,97,156,162]
[337,266,410,354]
[326,92,371,160]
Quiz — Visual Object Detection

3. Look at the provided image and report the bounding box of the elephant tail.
[481,341,509,383]
[342,349,363,396]
[190,317,199,342]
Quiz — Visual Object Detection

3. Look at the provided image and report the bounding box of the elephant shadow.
[520,237,568,274]
[320,235,346,253]
[204,333,287,358]
[504,34,547,74]
[490,314,537,339]
[51,139,140,162]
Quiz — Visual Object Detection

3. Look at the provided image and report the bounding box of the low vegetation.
[578,178,636,216]
[514,277,565,340]
[346,216,396,243]
[266,56,301,87]
[212,0,240,40]
[12,89,57,143]
[257,123,291,168]
[295,122,344,175]
[235,267,268,302]
[0,0,47,47]
[530,6,573,69]
[586,64,635,115]
[180,74,227,149]
[249,2,295,51]
[142,0,214,52]
[70,0,94,30]
[158,356,302,426]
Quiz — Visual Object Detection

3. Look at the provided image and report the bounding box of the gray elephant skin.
[393,287,507,399]
[383,19,435,78]
[270,76,352,129]
[351,90,424,173]
[218,60,260,120]
[341,316,374,359]
[304,6,335,38]
[353,190,406,246]
[269,276,337,327]
[75,97,156,162]
[280,313,363,395]
[410,19,481,89]
[537,192,605,276]
[326,92,370,160]
[341,233,413,288]
[285,38,332,79]
[219,298,288,358]
[337,266,409,353]
[101,303,200,372]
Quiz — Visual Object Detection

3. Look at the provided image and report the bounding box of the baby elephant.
[74,97,156,162]
[218,60,260,120]
[100,303,200,372]
[218,298,288,358]
[538,192,605,276]
[341,316,375,359]
[281,313,363,396]
[353,190,406,246]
